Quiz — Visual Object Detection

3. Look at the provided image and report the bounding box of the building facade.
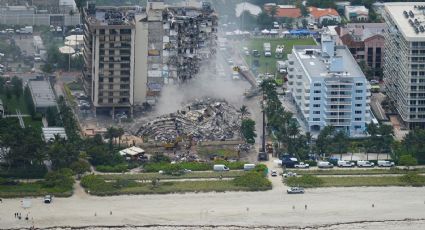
[344,5,369,21]
[308,7,341,25]
[337,23,385,70]
[83,1,217,116]
[82,4,143,117]
[383,3,425,129]
[287,33,371,136]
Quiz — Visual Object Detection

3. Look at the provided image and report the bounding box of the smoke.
[155,56,251,115]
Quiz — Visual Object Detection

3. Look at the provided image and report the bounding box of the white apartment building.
[383,2,425,129]
[287,33,372,136]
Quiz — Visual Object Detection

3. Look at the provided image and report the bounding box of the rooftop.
[85,6,143,27]
[235,2,262,17]
[293,44,364,79]
[309,6,340,18]
[345,5,369,13]
[340,23,385,41]
[385,2,425,41]
[28,80,57,108]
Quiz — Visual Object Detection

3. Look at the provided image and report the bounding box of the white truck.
[318,161,334,168]
[357,160,375,167]
[337,160,355,167]
[276,61,287,74]
[16,26,33,34]
[263,43,271,57]
[213,164,230,171]
[377,160,395,167]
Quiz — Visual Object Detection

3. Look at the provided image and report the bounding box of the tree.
[270,6,278,20]
[116,127,124,148]
[378,124,394,160]
[316,126,334,157]
[47,136,79,170]
[105,127,117,150]
[332,131,349,160]
[241,119,257,144]
[24,86,36,117]
[399,155,418,170]
[301,19,308,29]
[46,107,59,126]
[257,12,274,29]
[238,105,249,120]
[11,76,23,99]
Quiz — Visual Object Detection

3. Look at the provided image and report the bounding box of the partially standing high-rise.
[383,2,425,129]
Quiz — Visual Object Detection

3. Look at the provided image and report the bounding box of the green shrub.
[233,171,272,190]
[254,164,268,176]
[70,160,91,174]
[286,175,324,188]
[178,162,211,171]
[96,164,128,173]
[0,164,47,179]
[81,175,114,192]
[399,173,425,187]
[163,164,183,175]
[43,168,75,190]
[304,160,317,167]
[113,179,137,189]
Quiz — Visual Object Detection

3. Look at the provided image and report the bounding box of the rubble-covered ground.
[137,98,242,143]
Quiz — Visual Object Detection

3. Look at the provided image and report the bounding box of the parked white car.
[318,161,334,168]
[294,162,309,168]
[283,172,297,178]
[357,160,375,167]
[377,160,395,167]
[337,160,355,167]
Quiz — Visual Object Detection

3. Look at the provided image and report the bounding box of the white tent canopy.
[261,29,270,34]
[119,146,145,156]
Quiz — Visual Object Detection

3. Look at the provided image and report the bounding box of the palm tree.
[105,127,116,151]
[116,127,125,148]
[378,124,394,160]
[366,123,379,160]
[238,105,249,120]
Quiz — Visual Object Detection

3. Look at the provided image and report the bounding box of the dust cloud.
[154,58,251,115]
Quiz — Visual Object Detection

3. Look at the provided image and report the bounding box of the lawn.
[242,37,317,74]
[292,168,425,176]
[0,94,28,114]
[286,174,425,188]
[84,179,270,196]
[0,182,73,198]
[98,171,246,181]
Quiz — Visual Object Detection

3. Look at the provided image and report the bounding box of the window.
[313,104,320,108]
[355,97,362,100]
[356,104,362,107]
[410,115,416,119]
[354,125,361,129]
[411,107,417,112]
[314,83,321,87]
[313,118,320,121]
[411,100,417,105]
[355,118,362,121]
[418,108,425,112]
[313,111,320,114]
[356,82,363,86]
[108,98,113,103]
[355,110,362,114]
[109,92,113,96]
[313,97,321,100]
[356,90,363,93]
[314,90,321,93]
[109,78,113,83]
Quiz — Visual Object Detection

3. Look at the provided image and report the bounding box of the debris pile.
[137,98,241,142]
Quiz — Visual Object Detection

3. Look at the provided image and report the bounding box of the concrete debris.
[137,98,241,142]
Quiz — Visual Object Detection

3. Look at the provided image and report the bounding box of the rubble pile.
[137,98,241,142]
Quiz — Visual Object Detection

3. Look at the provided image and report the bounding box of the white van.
[357,160,375,167]
[377,160,395,167]
[243,164,256,171]
[318,161,334,168]
[213,164,229,171]
[337,160,355,167]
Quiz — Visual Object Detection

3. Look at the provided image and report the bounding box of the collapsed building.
[82,0,217,117]
[137,98,241,143]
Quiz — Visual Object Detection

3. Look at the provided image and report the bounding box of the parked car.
[283,172,297,178]
[294,162,309,168]
[243,164,256,171]
[270,170,278,177]
[44,195,52,204]
[357,160,375,167]
[318,161,334,168]
[337,160,355,167]
[213,164,229,171]
[377,160,395,167]
[287,187,305,194]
